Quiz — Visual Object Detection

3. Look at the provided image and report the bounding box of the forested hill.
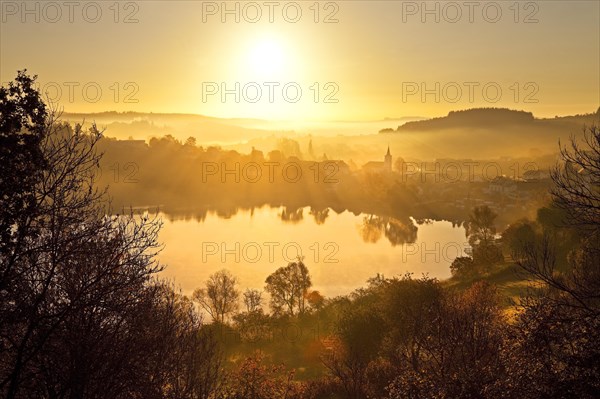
[394,107,600,132]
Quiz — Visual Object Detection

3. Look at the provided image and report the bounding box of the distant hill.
[392,107,600,132]
[58,112,430,145]
[59,107,600,161]
[60,111,274,145]
[363,107,600,160]
[397,108,536,131]
[61,111,267,125]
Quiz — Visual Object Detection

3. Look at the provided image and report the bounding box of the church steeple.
[384,145,392,172]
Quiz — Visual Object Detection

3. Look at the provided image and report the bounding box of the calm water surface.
[157,206,468,297]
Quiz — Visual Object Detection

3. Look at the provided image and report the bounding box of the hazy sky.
[1,0,598,120]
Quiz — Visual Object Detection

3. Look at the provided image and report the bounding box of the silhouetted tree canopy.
[0,72,223,399]
[193,269,240,324]
[265,260,312,316]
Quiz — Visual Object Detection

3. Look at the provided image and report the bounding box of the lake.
[156,206,469,298]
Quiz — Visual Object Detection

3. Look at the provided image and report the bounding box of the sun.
[246,37,288,77]
[212,32,315,120]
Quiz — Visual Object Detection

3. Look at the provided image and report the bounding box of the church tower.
[384,145,392,172]
[308,139,315,160]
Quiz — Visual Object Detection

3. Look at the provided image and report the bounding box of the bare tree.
[243,289,263,313]
[144,282,223,399]
[1,72,223,399]
[551,125,600,237]
[193,269,240,324]
[515,125,600,315]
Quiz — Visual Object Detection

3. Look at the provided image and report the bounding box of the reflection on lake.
[157,206,468,298]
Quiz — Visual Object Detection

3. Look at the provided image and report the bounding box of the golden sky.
[1,0,598,120]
